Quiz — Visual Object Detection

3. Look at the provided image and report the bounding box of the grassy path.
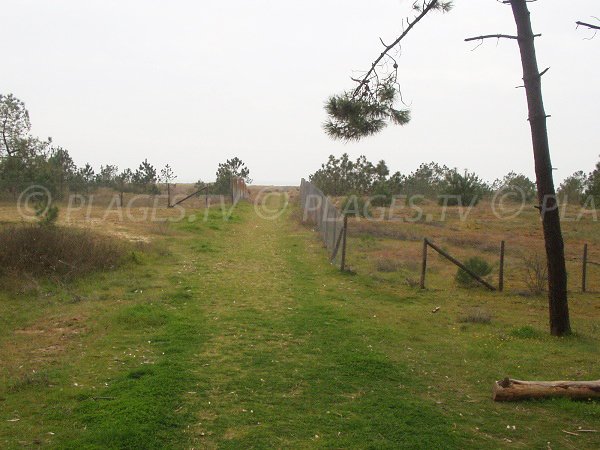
[182,196,461,448]
[1,194,599,449]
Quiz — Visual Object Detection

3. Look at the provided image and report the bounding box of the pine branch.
[352,0,446,98]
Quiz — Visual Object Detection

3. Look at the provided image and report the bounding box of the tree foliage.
[558,171,588,205]
[323,1,452,141]
[213,157,251,195]
[584,156,600,206]
[324,81,410,141]
[492,171,537,203]
[307,154,600,209]
[440,170,488,206]
[0,94,31,157]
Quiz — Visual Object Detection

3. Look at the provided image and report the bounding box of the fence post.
[332,212,337,253]
[341,214,348,272]
[420,238,428,289]
[324,200,329,246]
[582,243,588,293]
[499,240,505,292]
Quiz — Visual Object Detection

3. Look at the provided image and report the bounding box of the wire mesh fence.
[300,178,347,269]
[231,177,250,203]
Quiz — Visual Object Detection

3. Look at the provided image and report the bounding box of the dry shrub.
[405,277,420,288]
[522,253,547,295]
[399,260,421,272]
[375,257,399,273]
[458,308,492,324]
[9,371,51,392]
[0,224,127,281]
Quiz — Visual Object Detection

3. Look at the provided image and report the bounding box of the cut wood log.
[493,377,600,401]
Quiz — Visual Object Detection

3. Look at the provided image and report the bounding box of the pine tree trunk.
[509,0,570,336]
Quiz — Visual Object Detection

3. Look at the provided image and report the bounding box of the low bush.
[458,308,492,324]
[369,182,393,207]
[510,325,543,339]
[0,224,127,281]
[455,256,492,287]
[375,257,399,273]
[522,253,547,295]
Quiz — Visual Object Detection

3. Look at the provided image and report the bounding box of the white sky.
[1,0,598,185]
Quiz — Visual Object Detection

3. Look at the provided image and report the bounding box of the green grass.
[0,197,599,449]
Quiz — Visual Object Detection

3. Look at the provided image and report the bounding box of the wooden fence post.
[499,240,505,292]
[341,214,348,272]
[582,243,588,293]
[420,238,428,289]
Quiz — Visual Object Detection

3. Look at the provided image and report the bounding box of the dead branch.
[576,21,600,31]
[464,33,540,42]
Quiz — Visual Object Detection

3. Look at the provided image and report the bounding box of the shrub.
[0,225,126,281]
[455,256,492,287]
[510,326,542,339]
[375,257,399,273]
[458,308,492,324]
[522,253,547,295]
[369,181,393,207]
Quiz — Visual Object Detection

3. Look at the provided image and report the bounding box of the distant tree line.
[1,93,252,205]
[0,93,175,203]
[309,153,600,207]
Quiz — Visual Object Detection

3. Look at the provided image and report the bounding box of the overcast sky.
[2,0,598,185]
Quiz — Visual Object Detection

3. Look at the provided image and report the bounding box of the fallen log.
[493,377,600,402]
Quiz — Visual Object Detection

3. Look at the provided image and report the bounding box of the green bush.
[455,256,492,287]
[370,181,393,207]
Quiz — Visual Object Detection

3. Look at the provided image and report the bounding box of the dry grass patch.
[458,307,492,324]
[0,224,127,282]
[375,257,400,273]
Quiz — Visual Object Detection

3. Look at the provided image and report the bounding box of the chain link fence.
[300,178,347,269]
